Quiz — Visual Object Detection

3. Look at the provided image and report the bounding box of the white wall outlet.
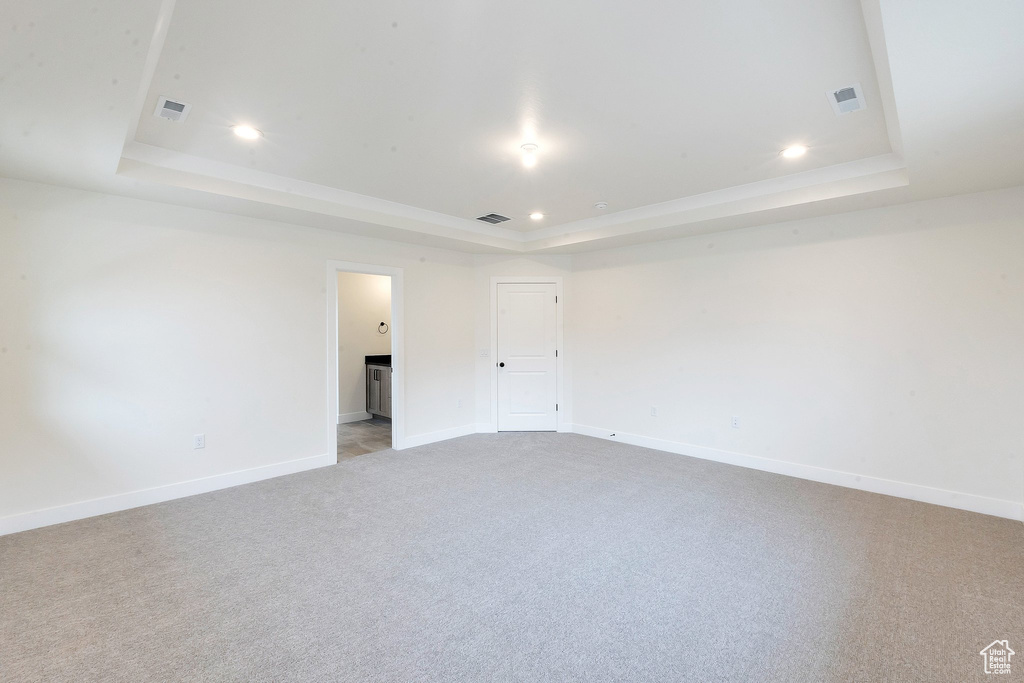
[731,416,740,429]
[479,349,490,357]
[193,433,205,449]
[457,398,463,409]
[650,406,658,417]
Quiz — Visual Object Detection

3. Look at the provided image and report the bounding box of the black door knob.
[498,362,505,367]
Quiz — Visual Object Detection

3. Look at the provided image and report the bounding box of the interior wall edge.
[0,452,334,537]
[569,425,1023,522]
[337,412,372,425]
[400,424,477,450]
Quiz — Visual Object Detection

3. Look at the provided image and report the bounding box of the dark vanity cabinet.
[366,356,392,418]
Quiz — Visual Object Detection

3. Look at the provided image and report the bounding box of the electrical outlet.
[650,406,658,417]
[479,349,490,357]
[193,434,205,449]
[731,416,740,429]
[457,398,463,409]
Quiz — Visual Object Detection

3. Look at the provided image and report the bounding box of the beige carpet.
[2,433,1021,682]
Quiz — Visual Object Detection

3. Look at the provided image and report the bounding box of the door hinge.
[555,295,558,303]
[555,349,558,357]
[556,403,559,411]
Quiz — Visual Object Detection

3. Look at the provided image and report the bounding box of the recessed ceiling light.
[530,212,544,220]
[232,125,263,140]
[780,145,808,158]
[521,143,538,167]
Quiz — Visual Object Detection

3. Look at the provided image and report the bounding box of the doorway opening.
[327,261,405,462]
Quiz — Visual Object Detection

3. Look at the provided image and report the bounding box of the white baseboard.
[337,411,371,424]
[401,424,477,449]
[474,423,573,434]
[569,424,1023,522]
[0,452,335,537]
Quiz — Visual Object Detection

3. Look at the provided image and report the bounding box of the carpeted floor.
[2,433,1021,682]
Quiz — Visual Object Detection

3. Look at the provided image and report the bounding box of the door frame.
[489,276,567,433]
[327,260,406,459]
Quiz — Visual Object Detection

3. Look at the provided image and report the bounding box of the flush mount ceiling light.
[780,144,808,159]
[232,125,263,140]
[529,212,544,220]
[594,201,608,210]
[520,143,539,167]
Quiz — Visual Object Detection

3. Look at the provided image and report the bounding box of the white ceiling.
[1,0,1022,253]
[136,0,890,230]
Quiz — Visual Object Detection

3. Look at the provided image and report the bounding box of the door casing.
[488,276,567,433]
[327,260,405,459]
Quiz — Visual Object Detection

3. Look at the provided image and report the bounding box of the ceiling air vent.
[476,213,511,224]
[153,96,192,122]
[827,83,865,115]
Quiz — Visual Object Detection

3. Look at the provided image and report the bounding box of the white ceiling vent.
[827,83,865,115]
[153,96,192,122]
[476,213,511,224]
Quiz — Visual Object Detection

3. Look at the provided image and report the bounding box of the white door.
[497,282,558,431]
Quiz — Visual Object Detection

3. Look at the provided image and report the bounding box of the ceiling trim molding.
[114,0,909,254]
[120,0,178,157]
[120,141,907,253]
[860,0,904,157]
[520,153,909,249]
[119,142,528,250]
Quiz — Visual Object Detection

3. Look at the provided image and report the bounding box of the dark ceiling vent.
[476,213,511,224]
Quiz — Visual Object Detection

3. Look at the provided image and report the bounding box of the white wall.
[337,272,391,419]
[569,186,1024,516]
[0,177,476,528]
[3,175,1022,531]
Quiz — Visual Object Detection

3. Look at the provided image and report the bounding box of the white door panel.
[497,283,557,431]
